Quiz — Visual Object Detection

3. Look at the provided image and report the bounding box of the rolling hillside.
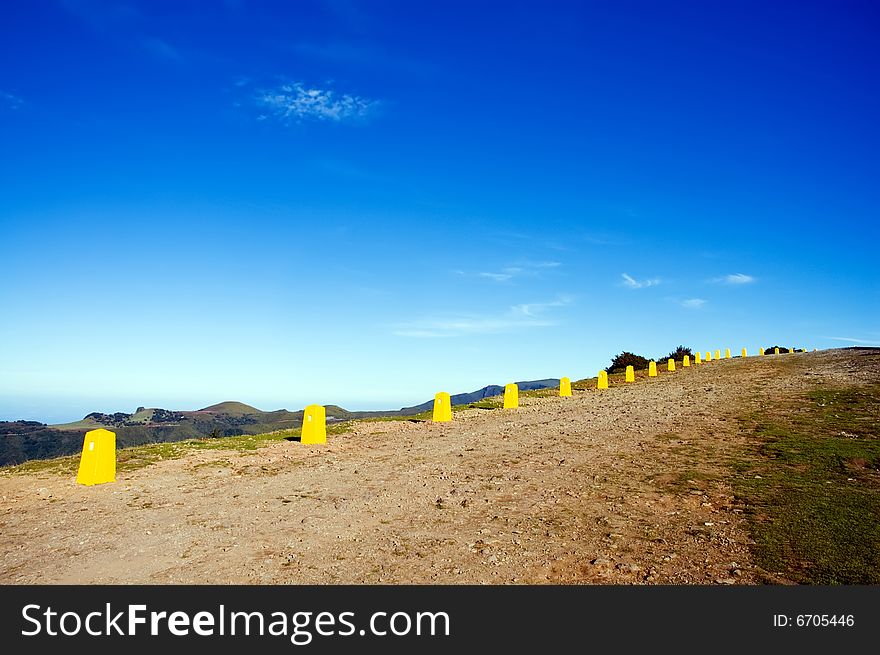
[0,380,559,465]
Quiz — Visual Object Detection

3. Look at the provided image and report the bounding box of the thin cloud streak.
[826,336,880,346]
[680,298,706,309]
[473,261,561,283]
[1,91,23,109]
[393,296,572,337]
[621,273,660,289]
[713,273,756,285]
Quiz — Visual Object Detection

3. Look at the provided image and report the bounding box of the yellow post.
[625,365,635,382]
[433,392,452,422]
[725,348,731,359]
[648,361,657,377]
[741,348,747,358]
[774,347,779,355]
[559,377,572,397]
[813,348,817,352]
[597,371,608,390]
[715,350,721,361]
[76,428,116,486]
[503,383,519,408]
[759,347,765,356]
[683,355,690,367]
[695,352,702,364]
[706,351,712,362]
[301,404,326,444]
[667,358,675,372]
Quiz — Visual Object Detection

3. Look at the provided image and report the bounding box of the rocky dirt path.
[1,349,873,584]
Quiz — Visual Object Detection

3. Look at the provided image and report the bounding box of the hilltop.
[2,348,877,585]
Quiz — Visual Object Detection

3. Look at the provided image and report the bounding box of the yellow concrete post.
[625,365,635,382]
[683,355,690,367]
[695,352,702,364]
[667,358,675,372]
[597,371,609,390]
[301,404,326,444]
[759,347,765,356]
[76,428,116,486]
[559,377,572,397]
[648,361,657,377]
[503,383,519,408]
[706,351,712,362]
[433,392,452,422]
[741,348,747,358]
[715,350,721,361]
[774,347,779,355]
[725,349,731,359]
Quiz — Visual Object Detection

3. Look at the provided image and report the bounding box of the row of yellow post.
[75,345,813,485]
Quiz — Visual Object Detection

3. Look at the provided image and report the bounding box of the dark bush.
[765,345,792,353]
[606,351,650,374]
[663,345,693,362]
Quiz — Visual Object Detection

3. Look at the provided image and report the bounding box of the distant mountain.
[198,401,263,414]
[398,379,560,414]
[0,379,559,466]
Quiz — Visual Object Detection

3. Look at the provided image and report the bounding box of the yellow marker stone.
[695,352,702,364]
[760,347,765,356]
[76,428,116,486]
[597,371,608,390]
[774,347,779,355]
[625,365,635,382]
[503,383,519,408]
[559,377,572,397]
[301,404,326,444]
[648,361,657,377]
[715,350,721,361]
[683,355,690,367]
[433,392,452,422]
[706,351,712,362]
[667,358,675,372]
[741,348,747,358]
[725,349,731,359]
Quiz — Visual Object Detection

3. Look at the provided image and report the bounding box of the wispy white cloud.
[510,296,572,317]
[680,298,707,309]
[825,336,880,346]
[393,296,572,338]
[478,269,520,282]
[256,81,379,123]
[1,91,23,110]
[621,273,660,289]
[143,37,180,60]
[713,273,756,285]
[473,261,561,283]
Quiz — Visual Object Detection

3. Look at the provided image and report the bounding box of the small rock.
[591,557,612,565]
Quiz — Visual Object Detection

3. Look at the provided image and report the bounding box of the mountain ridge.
[0,379,560,466]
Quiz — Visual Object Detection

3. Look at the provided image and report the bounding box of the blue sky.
[2,0,878,423]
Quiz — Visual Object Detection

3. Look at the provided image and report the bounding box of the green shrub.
[606,351,650,374]
[663,345,693,362]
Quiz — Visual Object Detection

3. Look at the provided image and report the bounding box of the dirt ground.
[1,349,876,584]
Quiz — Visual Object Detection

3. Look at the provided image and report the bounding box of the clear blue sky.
[2,1,878,423]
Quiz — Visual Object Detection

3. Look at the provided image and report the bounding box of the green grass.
[735,383,880,584]
[0,422,358,477]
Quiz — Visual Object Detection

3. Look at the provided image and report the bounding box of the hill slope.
[2,349,876,584]
[0,380,559,465]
